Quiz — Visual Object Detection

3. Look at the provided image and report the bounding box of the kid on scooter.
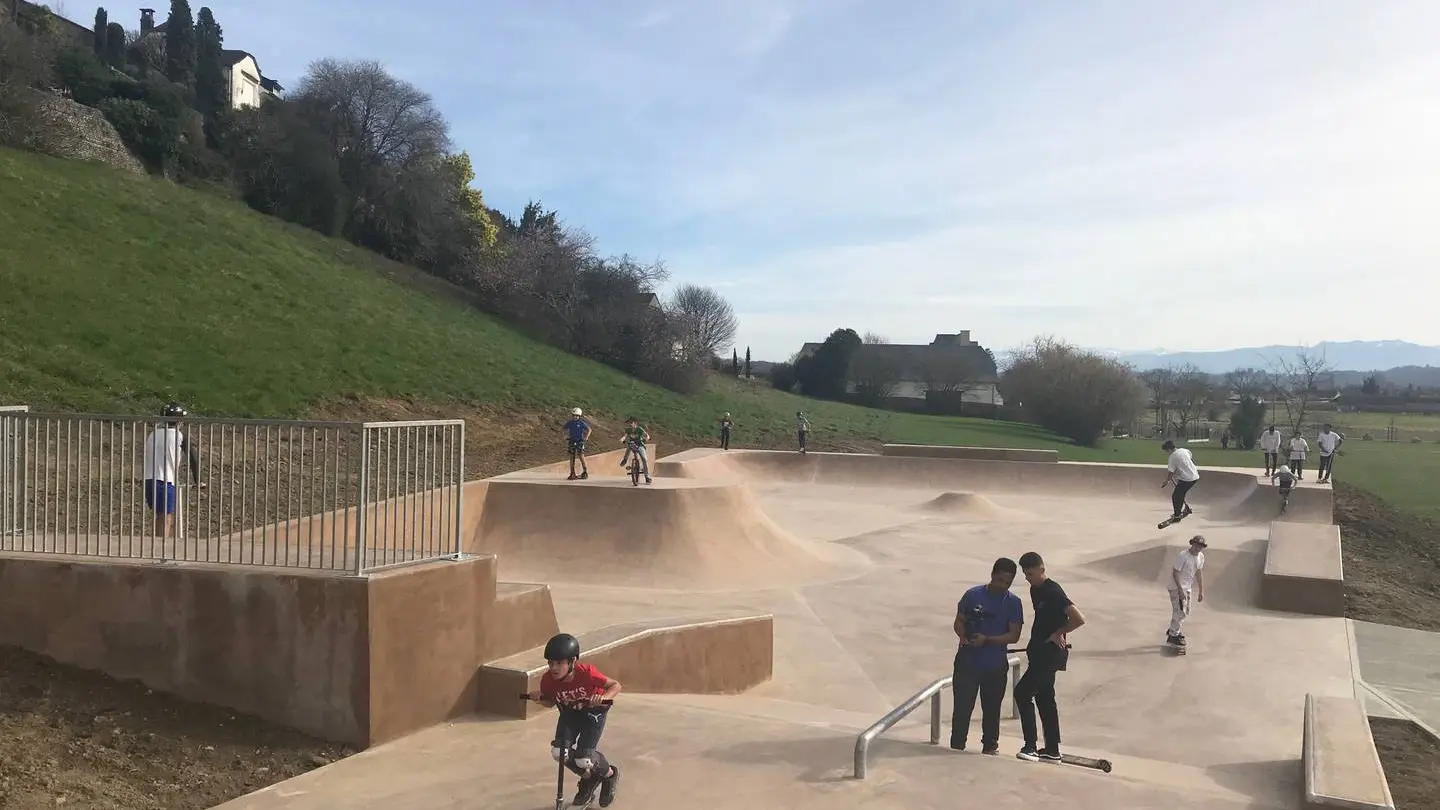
[525,633,623,807]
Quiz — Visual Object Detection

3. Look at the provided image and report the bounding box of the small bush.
[52,46,114,107]
[99,97,178,172]
[1228,397,1266,450]
[769,361,796,392]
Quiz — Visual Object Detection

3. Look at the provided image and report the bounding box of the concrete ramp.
[1080,540,1267,609]
[474,476,869,590]
[1212,482,1333,525]
[916,491,1035,521]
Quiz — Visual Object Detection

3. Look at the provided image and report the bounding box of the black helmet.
[162,402,187,418]
[543,633,580,662]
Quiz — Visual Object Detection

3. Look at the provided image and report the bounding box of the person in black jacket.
[1013,551,1087,763]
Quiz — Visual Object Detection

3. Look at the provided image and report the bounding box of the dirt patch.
[1371,717,1440,809]
[0,646,349,810]
[1336,483,1440,632]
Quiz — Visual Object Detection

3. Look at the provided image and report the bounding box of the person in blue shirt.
[563,407,592,480]
[950,557,1025,755]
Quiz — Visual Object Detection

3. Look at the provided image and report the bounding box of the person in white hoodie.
[1316,424,1345,484]
[143,403,202,538]
[1287,433,1310,481]
[1257,425,1283,476]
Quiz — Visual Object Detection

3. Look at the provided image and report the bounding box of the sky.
[89,1,1440,361]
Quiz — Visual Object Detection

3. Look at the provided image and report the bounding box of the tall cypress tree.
[105,22,126,69]
[164,0,196,86]
[744,347,751,378]
[92,7,108,58]
[194,7,226,118]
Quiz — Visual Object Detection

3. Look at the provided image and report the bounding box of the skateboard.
[1062,753,1113,773]
[1157,513,1187,529]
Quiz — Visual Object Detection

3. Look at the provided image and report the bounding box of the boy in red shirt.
[525,633,623,807]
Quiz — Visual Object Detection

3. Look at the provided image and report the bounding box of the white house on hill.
[140,9,283,109]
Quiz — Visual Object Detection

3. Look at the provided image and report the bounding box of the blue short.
[144,480,177,515]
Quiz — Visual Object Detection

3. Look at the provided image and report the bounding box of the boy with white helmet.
[718,412,733,450]
[563,408,591,480]
[1271,464,1297,513]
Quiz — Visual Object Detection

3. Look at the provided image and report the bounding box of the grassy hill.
[1,147,1435,515]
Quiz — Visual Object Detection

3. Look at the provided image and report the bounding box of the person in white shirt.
[1287,433,1310,481]
[143,403,201,538]
[1257,425,1282,476]
[796,411,810,454]
[1166,535,1207,648]
[1160,440,1201,521]
[1316,424,1344,484]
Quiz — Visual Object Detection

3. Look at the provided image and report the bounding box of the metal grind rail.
[853,654,1021,779]
[0,409,464,574]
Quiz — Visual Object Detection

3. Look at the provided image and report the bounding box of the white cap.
[571,407,583,416]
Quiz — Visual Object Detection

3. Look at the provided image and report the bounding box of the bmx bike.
[1278,485,1292,515]
[518,693,616,810]
[625,441,643,486]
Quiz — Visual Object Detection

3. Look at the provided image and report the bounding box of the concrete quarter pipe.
[474,475,869,590]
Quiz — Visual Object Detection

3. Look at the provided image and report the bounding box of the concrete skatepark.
[0,415,1424,809]
[202,445,1410,810]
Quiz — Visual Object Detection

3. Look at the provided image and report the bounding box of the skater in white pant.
[1166,535,1207,649]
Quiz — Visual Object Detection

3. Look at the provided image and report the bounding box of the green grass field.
[1,147,1432,516]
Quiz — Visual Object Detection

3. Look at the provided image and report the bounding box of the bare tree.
[667,283,737,362]
[0,24,57,151]
[999,335,1148,446]
[1264,348,1333,436]
[1138,367,1176,435]
[849,332,903,404]
[1166,364,1212,437]
[1224,367,1270,402]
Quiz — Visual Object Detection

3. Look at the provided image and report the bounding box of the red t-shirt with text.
[540,662,610,706]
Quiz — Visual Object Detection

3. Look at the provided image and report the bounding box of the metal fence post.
[355,425,370,575]
[0,406,27,538]
[453,420,464,560]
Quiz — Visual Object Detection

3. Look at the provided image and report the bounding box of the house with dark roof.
[138,9,283,108]
[796,331,1004,409]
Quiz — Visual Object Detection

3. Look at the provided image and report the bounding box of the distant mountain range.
[1108,341,1440,380]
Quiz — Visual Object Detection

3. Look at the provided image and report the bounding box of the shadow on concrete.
[1202,759,1301,807]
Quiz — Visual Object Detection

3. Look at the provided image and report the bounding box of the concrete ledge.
[483,583,560,663]
[1303,694,1395,809]
[476,613,774,719]
[1261,522,1345,616]
[881,444,1059,463]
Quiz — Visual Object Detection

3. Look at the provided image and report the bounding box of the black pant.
[1171,478,1197,517]
[1291,458,1305,478]
[720,428,730,450]
[798,430,807,451]
[1318,454,1333,480]
[1014,659,1061,750]
[1263,452,1278,474]
[950,655,1009,749]
[554,709,611,779]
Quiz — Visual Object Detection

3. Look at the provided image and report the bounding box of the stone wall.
[32,93,147,175]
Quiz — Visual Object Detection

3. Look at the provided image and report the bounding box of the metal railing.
[0,410,464,574]
[1,406,26,537]
[853,655,1021,780]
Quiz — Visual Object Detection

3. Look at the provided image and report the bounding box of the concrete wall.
[881,443,1059,462]
[0,552,511,747]
[0,555,370,743]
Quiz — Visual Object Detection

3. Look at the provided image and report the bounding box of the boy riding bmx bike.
[618,417,653,485]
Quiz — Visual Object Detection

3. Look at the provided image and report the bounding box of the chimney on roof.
[958,330,972,345]
[140,8,154,34]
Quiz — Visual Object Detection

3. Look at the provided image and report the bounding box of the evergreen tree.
[93,7,108,58]
[164,0,197,86]
[194,7,226,118]
[105,22,126,69]
[732,348,739,376]
[744,347,751,378]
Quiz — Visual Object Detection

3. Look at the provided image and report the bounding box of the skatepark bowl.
[0,418,1395,809]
